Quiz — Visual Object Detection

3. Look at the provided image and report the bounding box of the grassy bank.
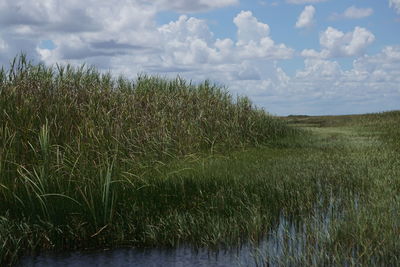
[0,55,300,265]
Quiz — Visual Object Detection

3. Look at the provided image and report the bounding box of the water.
[19,245,260,267]
[17,217,325,267]
[18,198,341,267]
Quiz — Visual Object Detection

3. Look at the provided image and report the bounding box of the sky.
[0,0,399,115]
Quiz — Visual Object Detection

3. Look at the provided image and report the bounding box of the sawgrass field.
[1,55,399,265]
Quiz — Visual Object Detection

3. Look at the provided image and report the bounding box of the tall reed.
[0,54,301,264]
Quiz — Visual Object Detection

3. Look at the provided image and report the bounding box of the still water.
[19,245,262,267]
[18,200,339,267]
[17,216,318,267]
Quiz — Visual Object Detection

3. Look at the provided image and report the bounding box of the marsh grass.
[0,55,302,265]
[1,55,399,266]
[254,111,400,266]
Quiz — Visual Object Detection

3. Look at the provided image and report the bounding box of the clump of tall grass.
[0,54,300,264]
[0,54,296,164]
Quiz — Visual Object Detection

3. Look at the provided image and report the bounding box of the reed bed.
[0,55,300,265]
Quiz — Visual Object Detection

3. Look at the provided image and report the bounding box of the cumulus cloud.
[321,27,375,56]
[229,47,400,115]
[343,6,373,19]
[296,59,341,79]
[236,61,262,80]
[233,11,293,59]
[389,0,400,14]
[0,0,162,65]
[159,15,214,44]
[352,46,400,77]
[0,0,108,33]
[0,1,292,72]
[145,11,293,74]
[157,15,218,66]
[330,6,373,20]
[0,0,238,63]
[234,11,270,45]
[284,46,400,114]
[295,5,315,28]
[0,0,238,29]
[301,26,375,58]
[155,0,239,12]
[286,0,327,4]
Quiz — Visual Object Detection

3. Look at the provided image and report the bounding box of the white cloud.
[296,59,341,79]
[286,0,327,4]
[233,11,293,59]
[236,61,261,80]
[343,27,375,56]
[343,46,400,91]
[159,15,213,44]
[389,0,400,14]
[352,46,400,76]
[222,45,397,115]
[155,0,239,12]
[295,5,315,28]
[0,0,108,33]
[343,6,373,19]
[301,26,375,58]
[158,11,293,69]
[0,0,237,41]
[284,47,400,114]
[234,11,270,45]
[230,47,399,115]
[0,0,161,64]
[32,10,293,80]
[259,1,279,7]
[157,15,228,67]
[330,6,373,20]
[301,49,329,58]
[0,2,292,69]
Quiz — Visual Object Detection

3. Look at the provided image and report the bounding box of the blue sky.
[0,0,399,115]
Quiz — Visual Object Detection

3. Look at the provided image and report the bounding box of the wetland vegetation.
[1,55,399,266]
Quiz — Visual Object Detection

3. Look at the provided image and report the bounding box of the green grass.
[256,111,400,266]
[1,55,400,266]
[0,55,301,265]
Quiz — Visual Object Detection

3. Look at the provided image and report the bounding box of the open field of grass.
[1,56,400,266]
[264,111,400,265]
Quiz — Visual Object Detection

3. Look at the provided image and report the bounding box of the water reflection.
[19,198,341,267]
[19,245,261,267]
